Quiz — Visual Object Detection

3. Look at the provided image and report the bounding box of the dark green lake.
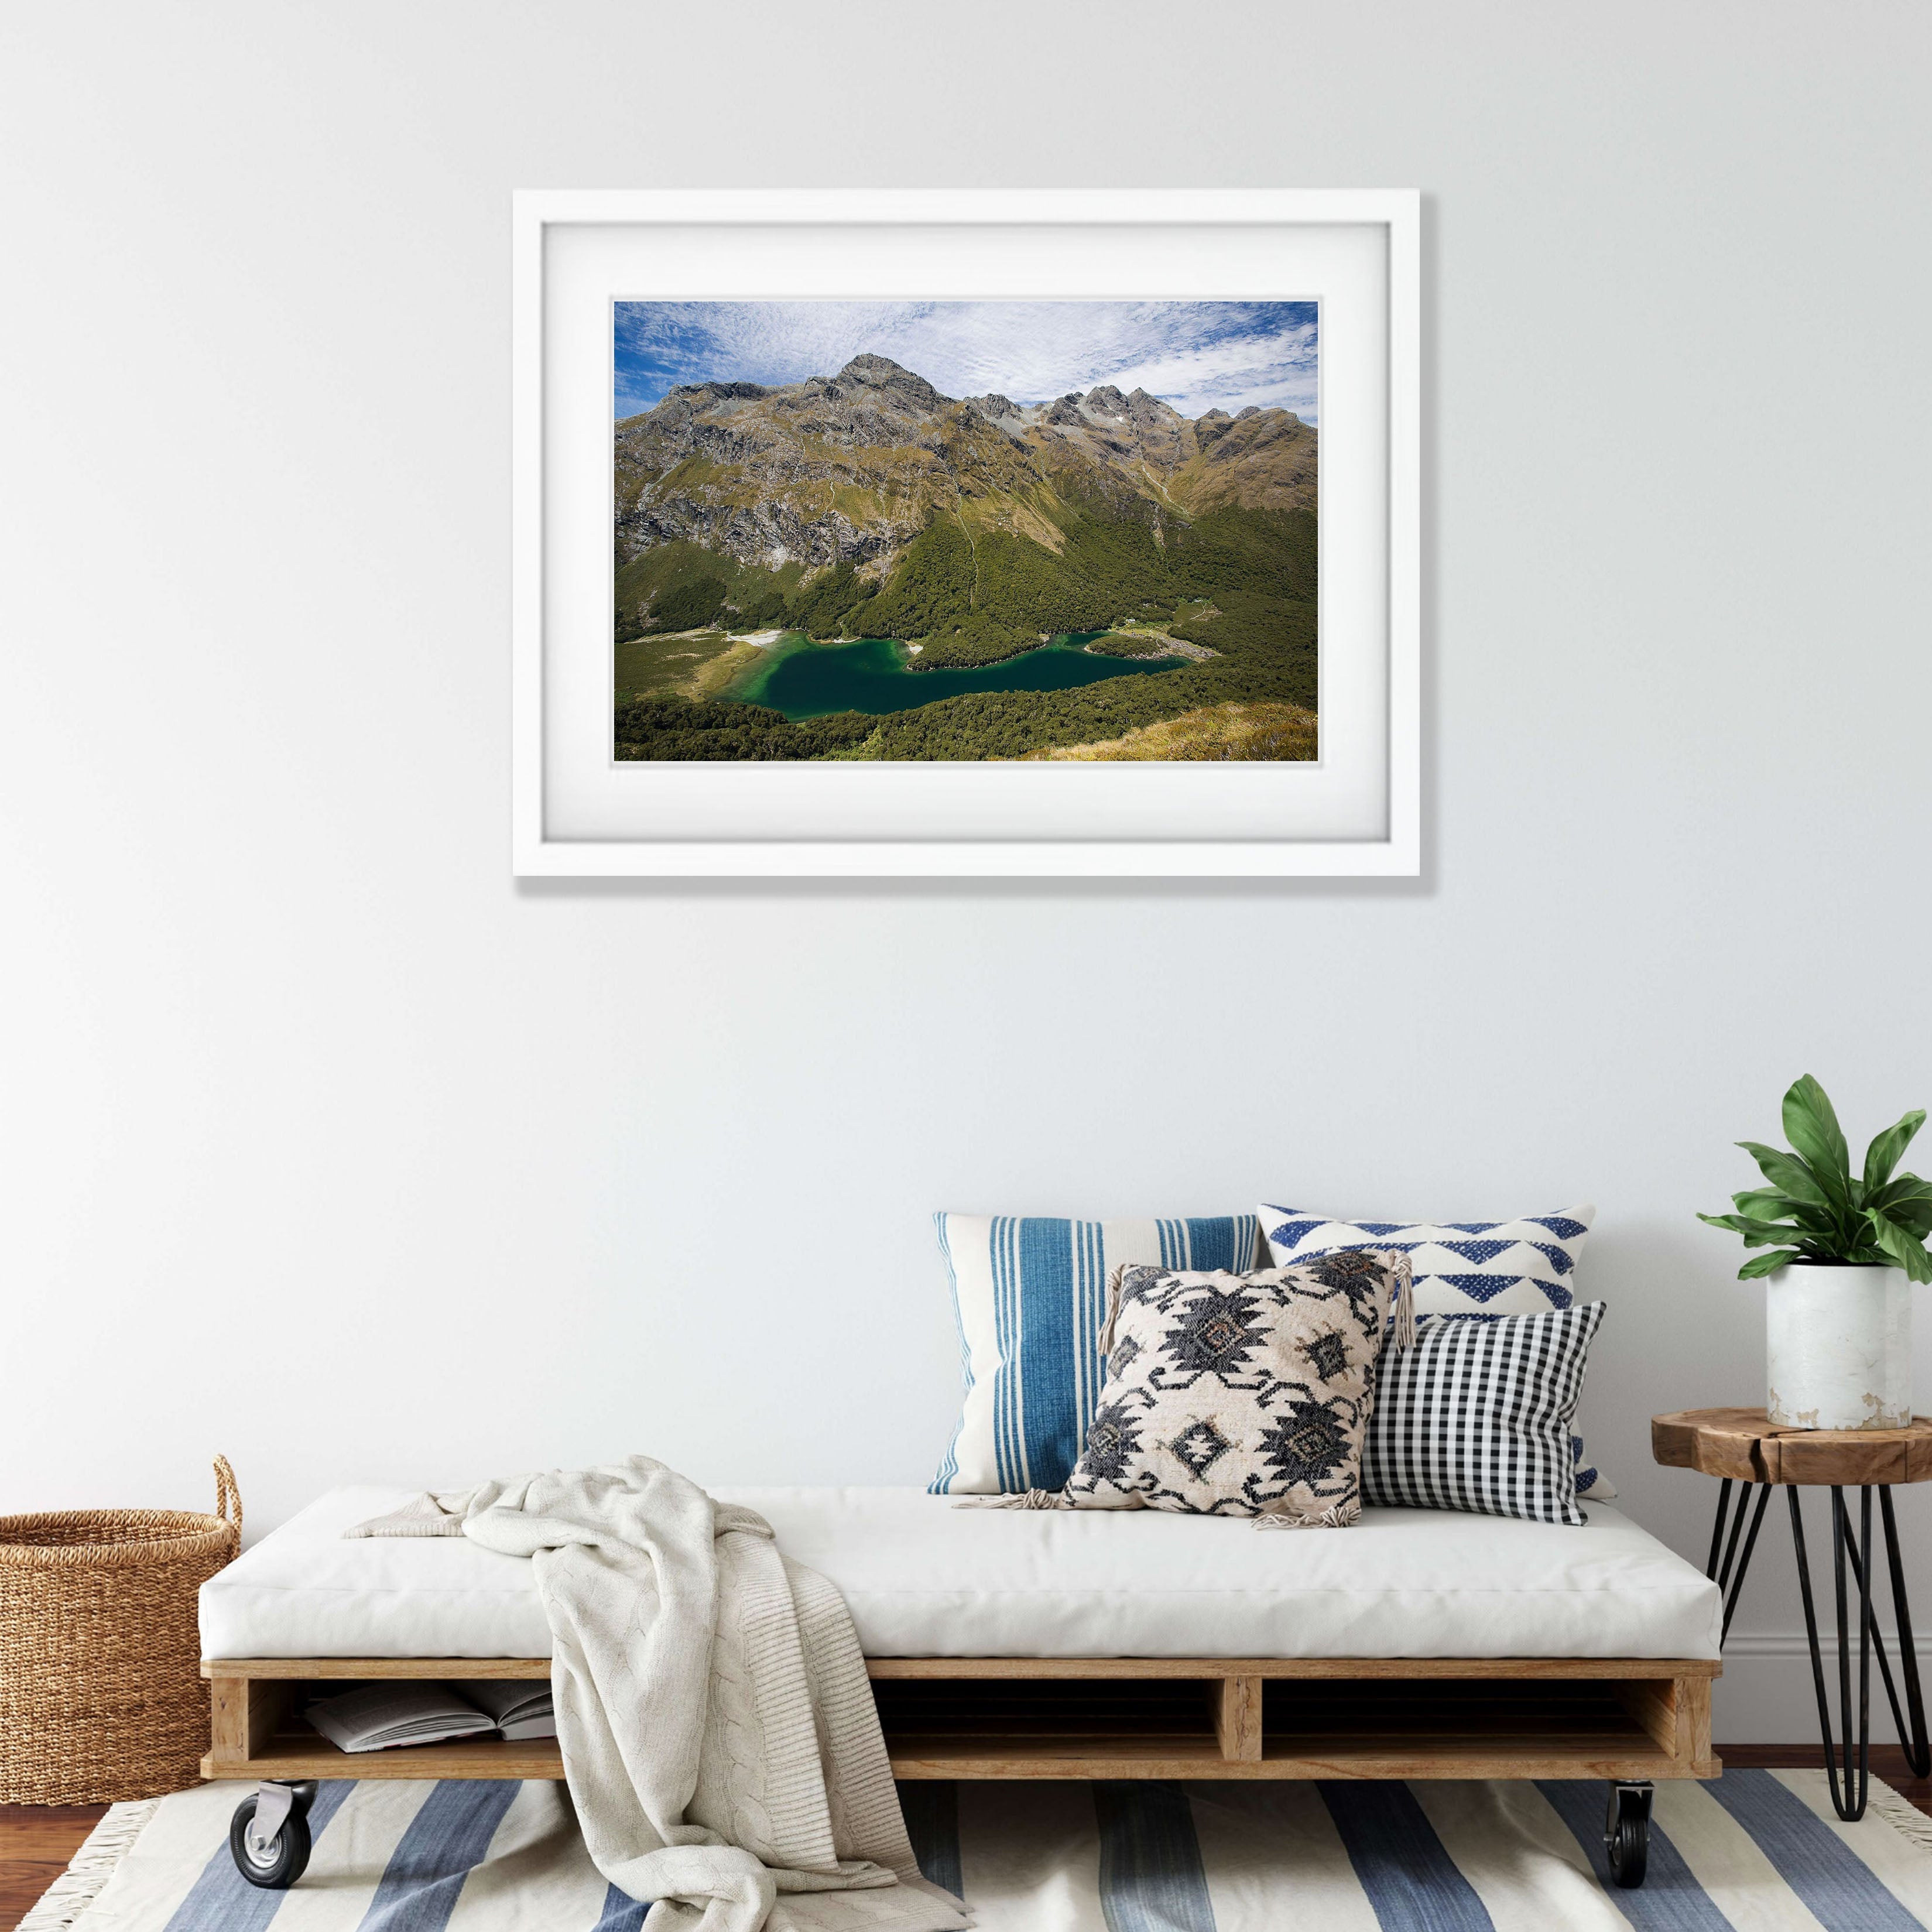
[728,632,1184,722]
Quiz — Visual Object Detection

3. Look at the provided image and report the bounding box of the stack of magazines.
[306,1681,557,1753]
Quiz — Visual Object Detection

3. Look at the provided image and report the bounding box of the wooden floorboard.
[2,1749,1926,1930]
[0,1806,105,1932]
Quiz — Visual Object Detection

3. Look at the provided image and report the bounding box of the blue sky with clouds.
[613,300,1318,424]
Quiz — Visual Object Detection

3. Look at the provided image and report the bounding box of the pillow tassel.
[1391,1262,1416,1351]
[1255,1501,1356,1531]
[1095,1263,1129,1361]
[953,1489,1075,1511]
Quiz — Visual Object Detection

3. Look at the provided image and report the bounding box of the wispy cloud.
[614,300,1318,423]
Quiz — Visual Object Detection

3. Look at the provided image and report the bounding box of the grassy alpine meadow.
[1021,701,1320,762]
[612,629,758,704]
[609,300,1319,762]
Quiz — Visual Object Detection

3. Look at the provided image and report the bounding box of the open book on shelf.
[306,1680,557,1753]
[457,1679,557,1741]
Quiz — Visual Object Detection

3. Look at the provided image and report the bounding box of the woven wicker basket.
[0,1457,241,1803]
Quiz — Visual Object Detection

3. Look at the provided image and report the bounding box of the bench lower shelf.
[202,1654,1719,1784]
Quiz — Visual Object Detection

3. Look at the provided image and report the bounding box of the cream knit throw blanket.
[348,1460,965,1932]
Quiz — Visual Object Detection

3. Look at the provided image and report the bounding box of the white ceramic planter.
[1766,1263,1912,1430]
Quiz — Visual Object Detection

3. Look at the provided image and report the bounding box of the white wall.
[3,0,1928,1743]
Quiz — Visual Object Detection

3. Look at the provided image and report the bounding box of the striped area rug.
[25,1772,1932,1931]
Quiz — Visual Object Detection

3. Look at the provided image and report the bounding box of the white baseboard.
[1714,1632,1931,1743]
[1724,1633,1932,1659]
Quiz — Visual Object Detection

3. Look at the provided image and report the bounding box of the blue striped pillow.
[929,1213,1263,1495]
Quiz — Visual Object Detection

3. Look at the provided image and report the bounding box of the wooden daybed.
[200,1486,1724,1890]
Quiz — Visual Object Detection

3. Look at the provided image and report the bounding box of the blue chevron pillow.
[1258,1201,1614,1499]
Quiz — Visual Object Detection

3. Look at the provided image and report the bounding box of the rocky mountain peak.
[1125,389,1183,435]
[665,379,769,404]
[615,354,1316,577]
[834,353,946,409]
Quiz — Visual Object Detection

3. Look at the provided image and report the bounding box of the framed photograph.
[513,190,1418,876]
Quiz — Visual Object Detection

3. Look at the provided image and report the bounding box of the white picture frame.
[513,190,1419,878]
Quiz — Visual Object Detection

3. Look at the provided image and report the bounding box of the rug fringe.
[1864,1779,1932,1853]
[16,1798,162,1932]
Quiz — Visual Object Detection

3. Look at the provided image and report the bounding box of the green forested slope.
[612,503,1316,762]
[614,542,804,639]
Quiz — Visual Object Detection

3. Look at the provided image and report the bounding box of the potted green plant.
[1700,1075,1932,1430]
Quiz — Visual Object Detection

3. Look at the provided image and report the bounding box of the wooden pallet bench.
[203,1653,1719,1786]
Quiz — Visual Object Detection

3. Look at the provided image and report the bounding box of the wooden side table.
[1653,1406,1932,1819]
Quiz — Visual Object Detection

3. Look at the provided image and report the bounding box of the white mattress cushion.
[199,1484,1720,1662]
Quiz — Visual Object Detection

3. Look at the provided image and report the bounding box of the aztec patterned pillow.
[1053,1251,1413,1525]
[1257,1201,1614,1499]
[929,1213,1263,1495]
[1362,1301,1607,1526]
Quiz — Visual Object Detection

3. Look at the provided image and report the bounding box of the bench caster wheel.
[1605,1780,1653,1889]
[230,1780,317,1889]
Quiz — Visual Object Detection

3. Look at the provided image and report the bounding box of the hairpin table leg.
[1849,1486,1932,1777]
[1881,1486,1931,1776]
[1790,1485,1875,1820]
[1705,1478,1771,1642]
[1705,1477,1734,1580]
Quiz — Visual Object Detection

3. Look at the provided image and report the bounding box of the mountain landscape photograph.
[611,300,1318,762]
